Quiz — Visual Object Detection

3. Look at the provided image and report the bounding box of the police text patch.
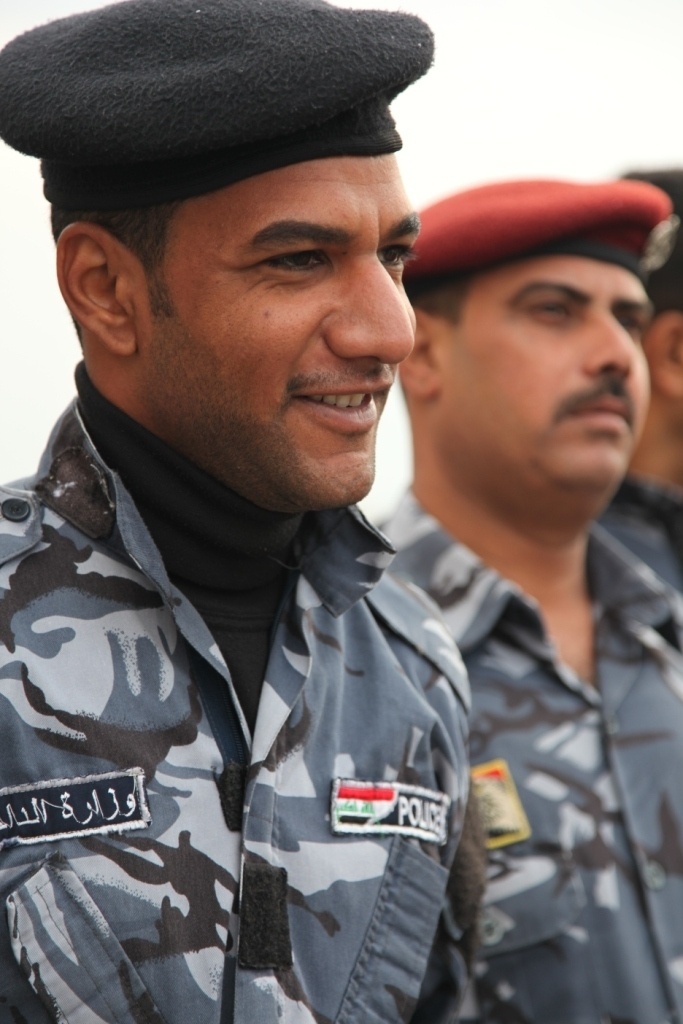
[331,779,450,844]
[471,759,531,849]
[0,768,151,850]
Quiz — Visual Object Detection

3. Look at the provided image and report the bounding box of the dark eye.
[265,250,326,270]
[617,313,647,339]
[380,245,416,270]
[534,301,570,318]
[522,298,576,326]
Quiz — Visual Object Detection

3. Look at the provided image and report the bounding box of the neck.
[415,476,589,604]
[413,468,596,682]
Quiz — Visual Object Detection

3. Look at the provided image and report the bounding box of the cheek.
[207,305,317,410]
[232,296,319,354]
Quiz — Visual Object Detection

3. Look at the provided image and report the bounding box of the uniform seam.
[9,894,66,1024]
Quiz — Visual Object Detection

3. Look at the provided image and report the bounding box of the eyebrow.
[249,212,421,249]
[512,280,653,317]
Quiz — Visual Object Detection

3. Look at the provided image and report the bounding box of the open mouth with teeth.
[308,393,368,409]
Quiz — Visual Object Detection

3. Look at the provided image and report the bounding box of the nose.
[583,312,637,378]
[323,258,416,366]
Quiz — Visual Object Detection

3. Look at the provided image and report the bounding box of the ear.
[399,307,453,402]
[56,222,152,357]
[644,310,683,399]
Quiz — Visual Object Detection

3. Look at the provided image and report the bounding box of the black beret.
[622,169,683,314]
[0,0,434,210]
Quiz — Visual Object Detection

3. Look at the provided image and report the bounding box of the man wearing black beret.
[601,169,683,589]
[0,2,478,1021]
[383,177,683,1023]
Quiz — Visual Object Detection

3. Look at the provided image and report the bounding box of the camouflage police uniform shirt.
[0,409,471,1024]
[385,492,683,1024]
[600,474,683,593]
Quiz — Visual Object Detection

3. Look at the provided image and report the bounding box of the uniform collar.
[33,400,395,616]
[613,472,683,511]
[385,492,681,653]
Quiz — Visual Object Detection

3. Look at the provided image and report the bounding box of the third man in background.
[601,168,683,588]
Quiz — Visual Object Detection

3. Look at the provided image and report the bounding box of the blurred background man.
[601,169,683,588]
[384,178,683,1023]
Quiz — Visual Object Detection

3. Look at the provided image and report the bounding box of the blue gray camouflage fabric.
[601,474,683,592]
[0,408,471,1024]
[385,492,683,1024]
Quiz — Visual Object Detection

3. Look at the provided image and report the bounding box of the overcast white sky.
[2,0,683,521]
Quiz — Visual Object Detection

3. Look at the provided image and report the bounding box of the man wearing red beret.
[383,178,683,1023]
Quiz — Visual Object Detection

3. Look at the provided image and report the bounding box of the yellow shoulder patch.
[471,758,531,850]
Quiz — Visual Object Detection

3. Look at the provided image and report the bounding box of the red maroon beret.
[405,178,676,297]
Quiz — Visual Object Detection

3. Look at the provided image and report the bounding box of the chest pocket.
[335,836,448,1023]
[478,847,585,957]
[6,855,166,1023]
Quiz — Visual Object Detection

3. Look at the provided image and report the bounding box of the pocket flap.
[479,851,585,956]
[336,838,449,1023]
[7,855,166,1024]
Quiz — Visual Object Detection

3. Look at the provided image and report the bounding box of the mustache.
[286,365,395,395]
[552,374,635,427]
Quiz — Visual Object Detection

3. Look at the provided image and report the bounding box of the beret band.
[42,100,402,210]
[406,239,650,302]
[522,239,643,279]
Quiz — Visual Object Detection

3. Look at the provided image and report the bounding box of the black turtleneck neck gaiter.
[76,363,303,733]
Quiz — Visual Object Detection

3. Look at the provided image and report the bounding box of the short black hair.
[622,168,683,314]
[408,275,473,324]
[50,201,182,317]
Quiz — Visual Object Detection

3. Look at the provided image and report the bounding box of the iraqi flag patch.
[330,779,450,845]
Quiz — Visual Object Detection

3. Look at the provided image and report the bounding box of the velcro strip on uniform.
[0,768,151,850]
[471,758,531,849]
[217,762,246,832]
[238,862,293,970]
[330,778,450,845]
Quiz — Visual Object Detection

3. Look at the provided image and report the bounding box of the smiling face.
[410,254,652,520]
[126,155,418,512]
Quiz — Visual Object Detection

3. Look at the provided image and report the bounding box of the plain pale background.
[2,0,682,521]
